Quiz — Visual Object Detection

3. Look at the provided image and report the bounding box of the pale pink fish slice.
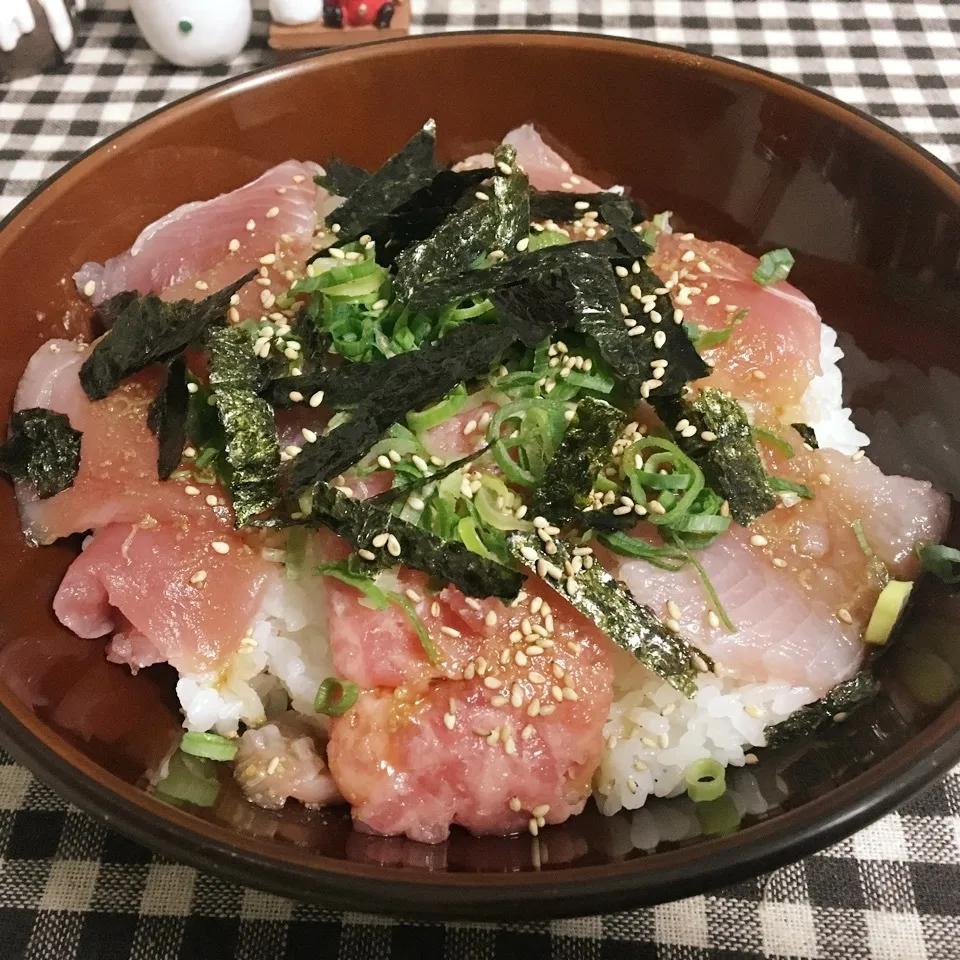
[457,124,604,192]
[74,160,324,317]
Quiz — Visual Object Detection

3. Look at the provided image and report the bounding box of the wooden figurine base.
[268,6,410,49]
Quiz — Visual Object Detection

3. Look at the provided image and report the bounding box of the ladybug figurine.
[323,0,394,28]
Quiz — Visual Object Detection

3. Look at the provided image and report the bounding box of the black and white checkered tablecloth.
[1,2,958,958]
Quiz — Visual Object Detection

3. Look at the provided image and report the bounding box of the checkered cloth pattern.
[0,2,958,958]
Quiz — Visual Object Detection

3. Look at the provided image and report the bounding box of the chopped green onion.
[525,230,571,252]
[852,518,888,585]
[752,248,795,286]
[687,308,748,351]
[407,384,469,433]
[752,426,794,459]
[292,256,382,294]
[154,752,221,807]
[314,677,359,716]
[695,793,742,836]
[685,757,726,803]
[180,731,239,762]
[864,579,912,645]
[916,542,960,583]
[769,476,814,500]
[458,516,496,559]
[285,526,308,581]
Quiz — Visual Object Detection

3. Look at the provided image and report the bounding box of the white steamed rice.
[175,322,864,816]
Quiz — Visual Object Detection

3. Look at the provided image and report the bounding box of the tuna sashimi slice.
[648,232,823,412]
[74,160,325,317]
[53,521,276,674]
[611,445,950,696]
[13,340,225,544]
[458,124,604,193]
[326,576,613,842]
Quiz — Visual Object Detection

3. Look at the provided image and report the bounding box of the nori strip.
[566,259,642,377]
[508,531,708,696]
[652,388,776,526]
[325,120,440,244]
[791,422,819,449]
[763,672,880,749]
[207,326,280,525]
[598,198,651,260]
[147,356,189,480]
[530,191,645,226]
[315,157,370,197]
[393,145,528,304]
[408,239,618,312]
[488,271,576,348]
[307,483,523,599]
[0,408,81,499]
[532,397,627,523]
[79,270,257,401]
[367,167,493,268]
[287,322,518,492]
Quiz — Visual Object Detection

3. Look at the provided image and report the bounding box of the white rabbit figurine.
[131,0,252,68]
[269,0,324,25]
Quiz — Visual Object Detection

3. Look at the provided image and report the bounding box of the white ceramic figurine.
[269,0,324,25]
[131,0,252,68]
[0,0,84,81]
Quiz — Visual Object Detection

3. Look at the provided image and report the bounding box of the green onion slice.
[314,677,360,716]
[685,757,726,803]
[179,731,239,762]
[752,248,795,286]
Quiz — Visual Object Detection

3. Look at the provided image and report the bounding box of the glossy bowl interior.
[1,32,959,920]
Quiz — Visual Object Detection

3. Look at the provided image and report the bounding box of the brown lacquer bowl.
[1,32,959,920]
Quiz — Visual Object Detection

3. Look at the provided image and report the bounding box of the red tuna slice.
[53,520,276,674]
[13,340,228,544]
[74,161,325,318]
[326,580,613,842]
[648,232,822,412]
[458,125,604,193]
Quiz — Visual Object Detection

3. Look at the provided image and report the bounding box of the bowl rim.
[1,29,959,920]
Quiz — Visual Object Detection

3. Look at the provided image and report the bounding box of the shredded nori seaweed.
[367,167,494,268]
[532,397,627,524]
[315,157,370,197]
[488,272,576,348]
[652,389,775,526]
[407,239,618,312]
[791,422,819,449]
[763,672,880,749]
[530,191,645,226]
[324,121,440,244]
[306,483,522,599]
[393,145,529,303]
[79,271,257,401]
[206,326,280,525]
[508,531,709,696]
[598,199,651,260]
[147,356,190,480]
[0,408,81,499]
[287,322,518,492]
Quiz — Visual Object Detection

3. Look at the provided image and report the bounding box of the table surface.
[1,2,958,958]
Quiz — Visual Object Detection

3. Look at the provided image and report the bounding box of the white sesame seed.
[701,430,718,442]
[412,455,429,474]
[681,249,696,262]
[246,219,256,232]
[405,589,422,604]
[516,237,530,252]
[443,713,455,730]
[371,533,390,548]
[358,549,376,561]
[708,611,721,629]
[408,496,425,511]
[211,541,230,555]
[195,280,209,291]
[441,625,461,638]
[266,206,280,219]
[386,535,402,557]
[83,280,98,297]
[837,607,854,624]
[750,535,768,547]
[773,558,788,568]
[653,330,666,349]
[302,428,317,444]
[190,570,207,584]
[667,600,682,621]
